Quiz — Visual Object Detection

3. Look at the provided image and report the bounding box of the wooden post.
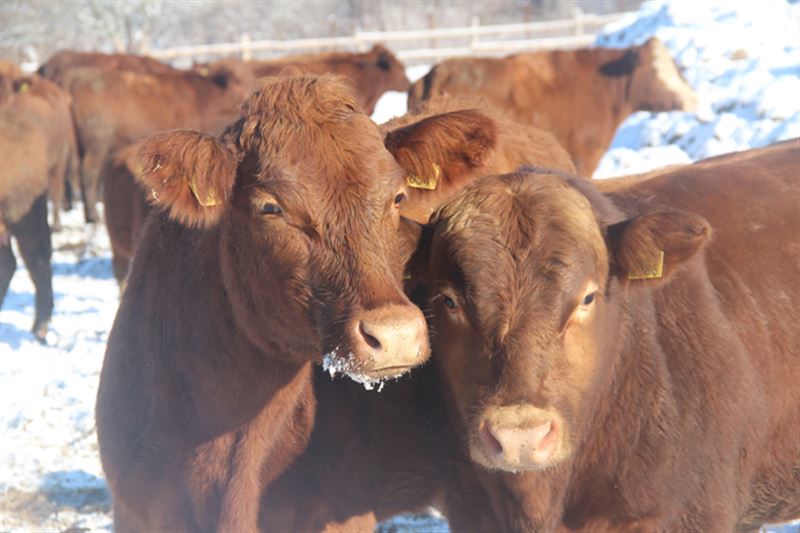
[524,3,533,39]
[328,14,337,50]
[355,26,367,52]
[241,33,252,60]
[470,15,480,51]
[573,7,584,36]
[427,6,436,49]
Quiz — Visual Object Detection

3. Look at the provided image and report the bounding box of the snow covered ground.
[2,0,799,531]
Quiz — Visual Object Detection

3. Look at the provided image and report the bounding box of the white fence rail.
[147,10,634,65]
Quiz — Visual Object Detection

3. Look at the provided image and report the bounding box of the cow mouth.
[321,347,421,391]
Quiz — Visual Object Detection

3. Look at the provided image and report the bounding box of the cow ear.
[385,109,497,192]
[607,210,711,283]
[134,130,238,229]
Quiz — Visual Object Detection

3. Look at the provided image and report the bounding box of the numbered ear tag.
[187,178,220,207]
[628,250,664,280]
[406,163,441,190]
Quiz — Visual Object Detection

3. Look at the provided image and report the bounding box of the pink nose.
[475,404,562,471]
[348,304,429,378]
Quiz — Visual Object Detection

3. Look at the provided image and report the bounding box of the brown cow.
[198,44,410,115]
[261,140,800,533]
[0,74,78,340]
[38,50,174,86]
[96,74,436,531]
[409,37,698,176]
[68,62,253,222]
[419,140,799,530]
[102,95,574,284]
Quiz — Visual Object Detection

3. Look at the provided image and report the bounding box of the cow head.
[368,44,411,93]
[628,37,697,113]
[134,74,429,384]
[423,169,710,472]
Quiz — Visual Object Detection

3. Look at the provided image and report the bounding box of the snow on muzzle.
[323,303,430,390]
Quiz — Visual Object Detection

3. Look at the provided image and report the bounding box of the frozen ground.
[2,0,799,531]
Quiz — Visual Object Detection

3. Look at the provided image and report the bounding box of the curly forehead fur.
[233,74,385,177]
[432,169,612,268]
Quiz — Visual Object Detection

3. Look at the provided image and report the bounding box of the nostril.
[481,423,503,457]
[358,321,382,350]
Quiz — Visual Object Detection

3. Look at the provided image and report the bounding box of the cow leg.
[13,195,54,342]
[49,159,66,233]
[0,240,17,308]
[80,147,106,224]
[111,253,130,286]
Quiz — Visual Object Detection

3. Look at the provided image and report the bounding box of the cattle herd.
[0,37,797,532]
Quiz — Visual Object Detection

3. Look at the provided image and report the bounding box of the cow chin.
[322,303,430,385]
[469,405,571,473]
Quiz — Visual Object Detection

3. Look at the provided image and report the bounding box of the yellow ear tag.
[199,67,209,77]
[403,271,412,281]
[406,162,441,190]
[628,250,665,280]
[187,178,220,207]
[19,82,29,93]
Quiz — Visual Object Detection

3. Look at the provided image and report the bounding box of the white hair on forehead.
[650,39,698,111]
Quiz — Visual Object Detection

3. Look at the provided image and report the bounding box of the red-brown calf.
[423,141,799,530]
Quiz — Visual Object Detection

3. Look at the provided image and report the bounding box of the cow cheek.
[219,217,317,357]
[560,316,604,433]
[434,321,487,435]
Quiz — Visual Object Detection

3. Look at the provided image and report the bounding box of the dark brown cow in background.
[67,62,253,222]
[37,50,174,86]
[409,37,698,176]
[101,143,150,283]
[198,44,410,115]
[0,74,78,341]
[419,140,799,531]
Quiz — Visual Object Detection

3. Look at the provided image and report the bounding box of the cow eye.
[443,296,458,310]
[260,203,282,215]
[394,192,407,206]
[582,292,597,306]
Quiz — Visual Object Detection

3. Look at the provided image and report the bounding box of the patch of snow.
[371,90,409,124]
[593,0,800,178]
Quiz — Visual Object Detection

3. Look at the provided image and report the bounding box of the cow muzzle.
[325,303,429,386]
[472,404,566,472]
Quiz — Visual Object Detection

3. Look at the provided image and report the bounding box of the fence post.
[470,15,480,52]
[355,26,367,52]
[573,7,584,36]
[427,6,436,49]
[328,14,337,50]
[241,33,252,60]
